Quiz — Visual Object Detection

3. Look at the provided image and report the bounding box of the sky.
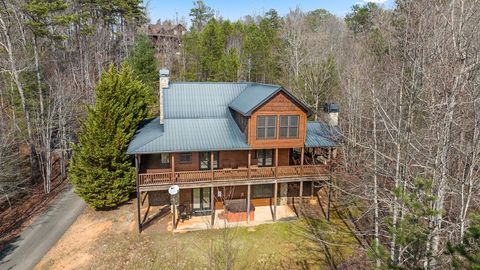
[145,0,396,25]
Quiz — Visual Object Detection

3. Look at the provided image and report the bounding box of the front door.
[192,187,211,215]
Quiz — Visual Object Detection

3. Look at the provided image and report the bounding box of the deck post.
[211,186,215,227]
[275,148,279,177]
[247,184,251,223]
[135,154,141,233]
[210,152,214,181]
[171,154,175,183]
[300,147,304,176]
[273,181,278,221]
[247,150,251,179]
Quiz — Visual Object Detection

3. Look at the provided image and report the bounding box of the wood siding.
[140,149,290,173]
[231,109,248,133]
[247,92,307,148]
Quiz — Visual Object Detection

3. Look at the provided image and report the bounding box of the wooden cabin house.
[127,70,340,231]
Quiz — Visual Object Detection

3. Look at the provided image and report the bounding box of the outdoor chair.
[178,203,191,222]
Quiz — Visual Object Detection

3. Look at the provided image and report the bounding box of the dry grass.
[36,199,360,270]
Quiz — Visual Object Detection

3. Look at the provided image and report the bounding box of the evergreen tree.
[345,3,379,35]
[69,64,149,209]
[200,18,225,80]
[386,178,438,269]
[128,34,158,102]
[189,0,214,31]
[448,214,480,269]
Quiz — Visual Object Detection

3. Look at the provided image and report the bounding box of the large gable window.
[256,116,277,140]
[280,115,299,139]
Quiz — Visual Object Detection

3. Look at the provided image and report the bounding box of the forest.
[1,0,480,269]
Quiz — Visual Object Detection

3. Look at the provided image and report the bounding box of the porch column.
[273,181,278,221]
[173,201,177,230]
[171,154,175,183]
[300,147,305,176]
[275,148,279,177]
[247,184,251,223]
[210,152,214,181]
[211,186,215,227]
[299,181,303,198]
[135,154,141,233]
[247,150,251,179]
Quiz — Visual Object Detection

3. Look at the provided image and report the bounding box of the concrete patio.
[173,205,297,232]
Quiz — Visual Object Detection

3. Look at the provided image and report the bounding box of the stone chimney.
[159,69,170,125]
[321,103,339,126]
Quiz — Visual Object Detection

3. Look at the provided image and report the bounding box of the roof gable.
[229,85,312,116]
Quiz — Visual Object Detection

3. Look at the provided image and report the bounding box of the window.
[280,115,299,139]
[179,153,192,164]
[252,184,273,198]
[256,116,277,139]
[199,152,219,170]
[160,153,170,164]
[256,149,273,167]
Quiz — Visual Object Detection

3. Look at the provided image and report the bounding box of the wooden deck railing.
[175,170,212,183]
[138,164,327,186]
[139,172,171,185]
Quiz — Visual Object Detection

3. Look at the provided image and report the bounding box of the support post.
[247,150,251,179]
[210,152,214,181]
[173,201,177,230]
[275,148,279,177]
[300,147,304,176]
[211,186,215,227]
[273,181,278,221]
[171,154,175,183]
[247,184,251,223]
[135,154,141,233]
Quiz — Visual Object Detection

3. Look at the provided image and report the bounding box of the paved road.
[0,188,86,270]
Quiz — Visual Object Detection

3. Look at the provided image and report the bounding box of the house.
[147,23,186,66]
[127,70,340,232]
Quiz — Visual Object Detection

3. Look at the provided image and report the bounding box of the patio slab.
[174,205,297,232]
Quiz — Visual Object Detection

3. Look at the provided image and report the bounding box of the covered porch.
[136,147,335,189]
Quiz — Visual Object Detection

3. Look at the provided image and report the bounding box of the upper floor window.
[256,116,277,140]
[179,152,192,164]
[280,115,299,139]
[199,152,219,170]
[256,149,274,167]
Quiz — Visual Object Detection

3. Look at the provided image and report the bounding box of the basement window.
[252,184,273,198]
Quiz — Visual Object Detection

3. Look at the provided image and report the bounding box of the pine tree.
[128,34,158,102]
[69,64,149,209]
[189,0,214,31]
[448,214,480,269]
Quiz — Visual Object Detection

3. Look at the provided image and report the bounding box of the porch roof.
[305,122,340,148]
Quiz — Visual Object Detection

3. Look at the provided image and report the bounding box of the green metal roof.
[305,122,340,148]
[127,117,249,154]
[229,84,312,116]
[127,82,335,154]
